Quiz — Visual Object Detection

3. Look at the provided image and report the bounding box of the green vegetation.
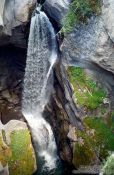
[9,130,35,175]
[73,117,114,167]
[67,66,114,167]
[62,0,101,33]
[106,111,114,132]
[0,130,35,175]
[84,117,114,152]
[67,67,106,110]
[101,154,114,175]
[73,140,95,168]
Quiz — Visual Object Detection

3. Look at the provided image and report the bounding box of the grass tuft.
[67,67,106,110]
[62,0,101,34]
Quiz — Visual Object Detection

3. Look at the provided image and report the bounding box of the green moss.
[62,0,101,33]
[67,67,106,110]
[72,125,96,167]
[73,143,95,168]
[72,116,114,168]
[84,117,114,151]
[68,67,114,167]
[0,129,35,175]
[105,111,114,131]
[9,130,35,175]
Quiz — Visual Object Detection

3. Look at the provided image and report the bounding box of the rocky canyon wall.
[0,0,114,174]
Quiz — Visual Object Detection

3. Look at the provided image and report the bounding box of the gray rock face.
[61,0,114,74]
[0,0,71,47]
[44,0,71,25]
[91,26,114,73]
[0,0,36,47]
[61,14,114,74]
[102,0,114,42]
[61,17,103,67]
[3,0,36,35]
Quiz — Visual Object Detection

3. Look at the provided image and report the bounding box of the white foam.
[22,9,58,171]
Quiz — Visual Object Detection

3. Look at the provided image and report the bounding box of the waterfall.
[22,6,58,172]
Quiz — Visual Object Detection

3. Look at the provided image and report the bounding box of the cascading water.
[22,6,58,173]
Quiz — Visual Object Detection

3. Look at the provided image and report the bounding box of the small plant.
[62,0,101,34]
[101,154,114,175]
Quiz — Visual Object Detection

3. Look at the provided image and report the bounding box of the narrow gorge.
[0,0,114,175]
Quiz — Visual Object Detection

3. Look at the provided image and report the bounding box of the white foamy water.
[22,6,57,171]
[23,112,57,170]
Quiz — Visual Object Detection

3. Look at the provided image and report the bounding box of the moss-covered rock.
[62,0,101,33]
[67,67,107,110]
[67,66,114,168]
[0,120,36,175]
[72,125,98,168]
[73,142,96,168]
[71,117,114,168]
[84,117,114,158]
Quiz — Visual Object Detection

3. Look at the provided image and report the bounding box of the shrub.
[62,0,101,34]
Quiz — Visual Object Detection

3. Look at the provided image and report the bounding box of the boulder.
[44,0,71,25]
[61,16,114,74]
[102,0,114,42]
[0,0,37,47]
[61,0,114,74]
[0,0,71,47]
[68,125,77,142]
[3,0,36,34]
[0,120,36,175]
